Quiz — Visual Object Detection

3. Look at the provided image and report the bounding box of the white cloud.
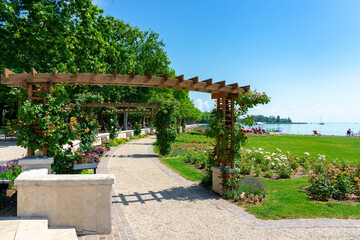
[195,98,213,111]
[314,104,321,107]
[291,105,297,109]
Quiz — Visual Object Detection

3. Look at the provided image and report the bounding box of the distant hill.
[251,115,292,124]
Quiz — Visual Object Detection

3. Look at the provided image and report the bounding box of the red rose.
[242,103,245,107]
[243,173,246,175]
[68,126,71,130]
[86,153,90,156]
[73,123,76,127]
[245,136,248,140]
[49,124,54,127]
[225,174,231,179]
[242,166,245,169]
[37,130,41,134]
[46,114,49,117]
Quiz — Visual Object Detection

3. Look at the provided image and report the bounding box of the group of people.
[246,127,266,134]
[347,128,354,137]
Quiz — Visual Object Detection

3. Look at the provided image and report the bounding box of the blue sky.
[94,0,360,122]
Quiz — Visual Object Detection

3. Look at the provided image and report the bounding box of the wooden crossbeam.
[81,102,162,108]
[1,68,250,96]
[102,109,155,114]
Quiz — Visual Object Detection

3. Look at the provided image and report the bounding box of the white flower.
[274,158,279,161]
[304,152,310,156]
[276,148,282,153]
[271,162,275,165]
[272,153,275,156]
[259,148,263,151]
[260,152,264,154]
[286,151,290,154]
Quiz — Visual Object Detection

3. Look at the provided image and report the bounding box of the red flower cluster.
[49,124,54,127]
[225,174,231,179]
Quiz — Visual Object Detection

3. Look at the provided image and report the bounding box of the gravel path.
[0,141,26,163]
[108,136,360,240]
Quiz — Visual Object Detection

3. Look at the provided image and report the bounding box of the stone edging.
[146,137,360,229]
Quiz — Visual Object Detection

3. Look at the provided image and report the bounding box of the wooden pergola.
[80,102,161,109]
[1,68,250,166]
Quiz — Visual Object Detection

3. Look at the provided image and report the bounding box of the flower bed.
[0,159,22,188]
[237,148,335,179]
[308,167,360,201]
[224,174,266,205]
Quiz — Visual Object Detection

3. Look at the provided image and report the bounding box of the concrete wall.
[15,168,115,234]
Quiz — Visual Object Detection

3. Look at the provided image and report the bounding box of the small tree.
[153,100,179,155]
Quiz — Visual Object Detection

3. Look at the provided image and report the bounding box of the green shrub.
[79,170,94,174]
[0,165,22,188]
[278,165,292,179]
[52,149,81,174]
[308,168,359,200]
[133,122,142,136]
[200,173,212,188]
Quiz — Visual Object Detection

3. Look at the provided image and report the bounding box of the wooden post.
[212,92,237,168]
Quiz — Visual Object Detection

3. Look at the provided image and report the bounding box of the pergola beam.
[81,102,161,108]
[1,68,250,95]
[102,109,155,114]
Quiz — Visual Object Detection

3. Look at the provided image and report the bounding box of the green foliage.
[185,152,207,168]
[0,165,22,188]
[308,167,360,201]
[133,122,142,136]
[223,173,266,204]
[160,156,206,182]
[200,111,211,123]
[153,100,179,156]
[79,170,94,174]
[13,95,79,154]
[251,115,292,124]
[51,149,81,174]
[246,177,360,220]
[207,90,270,170]
[103,138,129,147]
[245,135,360,165]
[108,115,120,140]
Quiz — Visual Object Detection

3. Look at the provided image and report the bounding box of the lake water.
[195,123,360,136]
[258,123,360,136]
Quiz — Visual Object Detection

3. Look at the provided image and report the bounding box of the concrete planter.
[211,166,236,195]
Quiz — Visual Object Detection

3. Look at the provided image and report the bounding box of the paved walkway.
[0,140,26,163]
[86,135,359,240]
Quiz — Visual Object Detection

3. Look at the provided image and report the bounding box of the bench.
[74,163,98,174]
[4,131,14,141]
[126,132,132,138]
[0,178,12,191]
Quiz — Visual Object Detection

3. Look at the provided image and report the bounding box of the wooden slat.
[0,70,250,96]
[113,69,117,80]
[3,68,15,78]
[189,76,198,84]
[81,102,161,108]
[31,67,37,78]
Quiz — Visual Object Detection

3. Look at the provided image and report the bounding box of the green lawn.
[154,132,360,219]
[246,177,360,219]
[160,156,205,182]
[246,135,360,164]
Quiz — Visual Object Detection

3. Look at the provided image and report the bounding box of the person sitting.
[347,129,352,137]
